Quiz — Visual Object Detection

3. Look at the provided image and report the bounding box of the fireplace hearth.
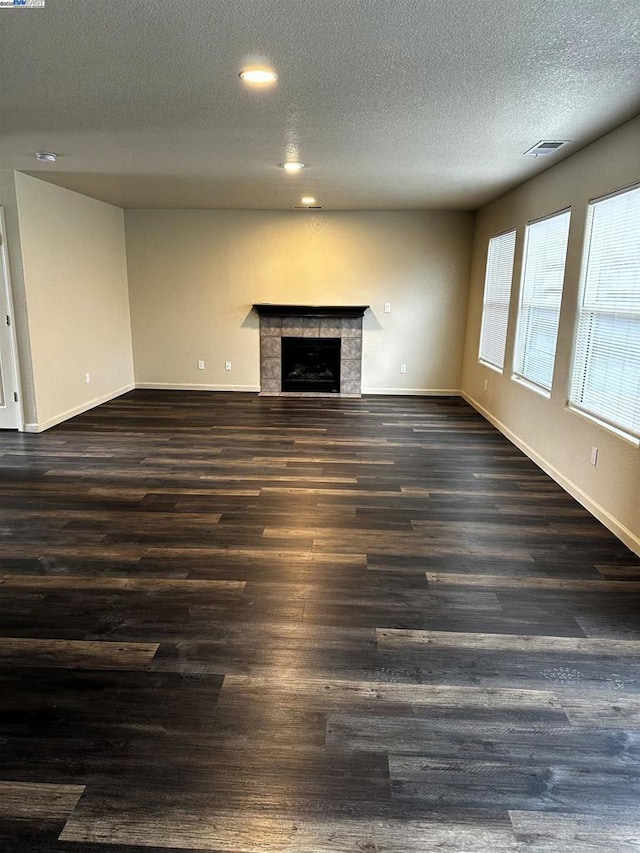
[281,337,341,393]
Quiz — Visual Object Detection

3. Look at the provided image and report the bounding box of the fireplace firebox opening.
[281,337,341,393]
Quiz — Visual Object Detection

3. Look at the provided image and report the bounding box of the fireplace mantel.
[253,304,368,318]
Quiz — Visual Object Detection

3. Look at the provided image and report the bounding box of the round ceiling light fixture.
[280,161,305,173]
[36,151,57,163]
[301,196,316,205]
[239,68,277,85]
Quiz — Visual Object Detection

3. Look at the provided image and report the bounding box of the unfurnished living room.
[0,1,639,851]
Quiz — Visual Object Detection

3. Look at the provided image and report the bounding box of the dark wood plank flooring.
[1,390,640,852]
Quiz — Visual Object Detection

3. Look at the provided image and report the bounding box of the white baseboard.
[135,382,261,392]
[463,392,640,557]
[361,387,461,396]
[23,383,135,433]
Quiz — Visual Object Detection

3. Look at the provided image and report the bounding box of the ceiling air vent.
[524,140,569,157]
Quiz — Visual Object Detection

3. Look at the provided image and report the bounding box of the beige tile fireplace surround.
[254,305,368,396]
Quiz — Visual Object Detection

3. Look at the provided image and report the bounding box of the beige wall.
[14,173,134,430]
[125,210,474,394]
[462,115,640,554]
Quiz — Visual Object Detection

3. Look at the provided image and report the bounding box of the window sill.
[566,405,640,447]
[478,359,504,375]
[511,374,551,399]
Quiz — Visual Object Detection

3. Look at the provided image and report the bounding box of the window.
[478,230,516,371]
[513,209,571,393]
[569,184,640,440]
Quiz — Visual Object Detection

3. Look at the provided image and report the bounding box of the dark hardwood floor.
[1,390,640,852]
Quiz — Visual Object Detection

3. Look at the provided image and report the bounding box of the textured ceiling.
[1,0,639,210]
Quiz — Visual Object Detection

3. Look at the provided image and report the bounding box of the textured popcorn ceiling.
[1,0,639,209]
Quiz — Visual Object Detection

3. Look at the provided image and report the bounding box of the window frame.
[567,182,640,444]
[478,228,517,373]
[512,208,571,397]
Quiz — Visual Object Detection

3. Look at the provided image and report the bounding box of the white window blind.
[569,184,640,440]
[478,230,516,371]
[513,209,571,392]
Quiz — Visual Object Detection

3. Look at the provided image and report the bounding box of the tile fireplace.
[253,304,368,396]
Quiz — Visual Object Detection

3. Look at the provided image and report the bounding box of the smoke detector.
[36,151,57,163]
[524,141,569,157]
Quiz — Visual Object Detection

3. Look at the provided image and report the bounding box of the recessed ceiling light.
[280,162,305,173]
[239,68,277,85]
[301,196,316,205]
[36,151,57,163]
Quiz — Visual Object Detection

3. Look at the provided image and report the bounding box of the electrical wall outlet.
[590,446,598,466]
[484,379,488,391]
[384,302,391,313]
[197,360,205,370]
[85,373,91,384]
[225,361,232,371]
[400,364,407,374]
